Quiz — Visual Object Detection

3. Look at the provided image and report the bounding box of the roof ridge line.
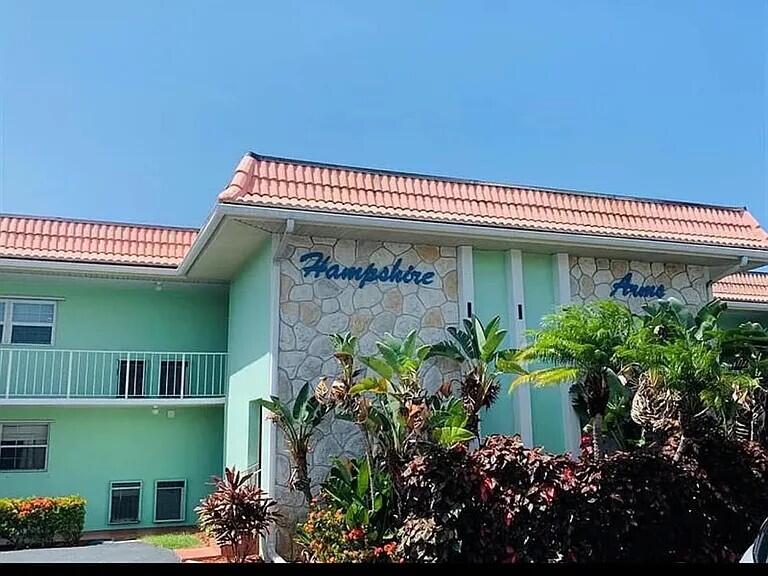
[245,151,750,213]
[0,212,200,233]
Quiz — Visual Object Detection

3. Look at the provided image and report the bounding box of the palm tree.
[513,300,636,460]
[255,382,329,503]
[621,298,758,461]
[426,315,525,435]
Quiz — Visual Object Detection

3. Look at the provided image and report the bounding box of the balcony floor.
[0,397,225,407]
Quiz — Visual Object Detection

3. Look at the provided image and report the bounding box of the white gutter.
[0,257,181,278]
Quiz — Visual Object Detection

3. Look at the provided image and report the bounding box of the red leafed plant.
[196,467,279,563]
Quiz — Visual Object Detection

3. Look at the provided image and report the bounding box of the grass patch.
[141,532,204,550]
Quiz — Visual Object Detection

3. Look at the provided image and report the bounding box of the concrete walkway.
[0,540,179,563]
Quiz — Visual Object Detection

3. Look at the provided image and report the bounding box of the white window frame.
[153,479,187,523]
[0,421,50,473]
[108,480,143,525]
[0,298,58,347]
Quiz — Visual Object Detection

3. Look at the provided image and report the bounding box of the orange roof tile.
[713,272,768,304]
[0,215,197,267]
[219,153,768,250]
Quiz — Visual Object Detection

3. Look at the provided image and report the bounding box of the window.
[159,361,188,397]
[0,423,49,471]
[117,360,145,397]
[0,299,56,345]
[154,480,186,522]
[109,481,142,524]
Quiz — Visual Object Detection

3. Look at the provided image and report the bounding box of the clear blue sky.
[1,1,766,229]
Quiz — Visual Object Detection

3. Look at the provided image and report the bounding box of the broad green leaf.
[356,458,370,498]
[432,426,475,447]
[293,382,310,420]
[349,377,389,395]
[361,355,394,380]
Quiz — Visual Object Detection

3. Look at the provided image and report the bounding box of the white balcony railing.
[1,349,227,400]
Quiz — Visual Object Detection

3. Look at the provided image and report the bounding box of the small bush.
[297,500,397,563]
[0,495,86,548]
[196,467,279,563]
[395,434,768,563]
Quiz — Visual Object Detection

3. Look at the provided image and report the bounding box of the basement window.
[154,480,186,523]
[109,481,142,524]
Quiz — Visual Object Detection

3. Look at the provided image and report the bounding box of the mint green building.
[2,153,767,552]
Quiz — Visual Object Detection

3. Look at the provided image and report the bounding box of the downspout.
[263,220,294,563]
[707,255,750,293]
[273,218,295,262]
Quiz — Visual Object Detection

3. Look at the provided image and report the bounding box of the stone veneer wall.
[275,235,460,556]
[570,256,710,312]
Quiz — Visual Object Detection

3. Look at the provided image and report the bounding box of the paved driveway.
[0,540,179,563]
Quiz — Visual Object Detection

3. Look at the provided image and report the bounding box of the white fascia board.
[213,204,768,264]
[0,258,180,279]
[723,301,768,312]
[176,209,225,276]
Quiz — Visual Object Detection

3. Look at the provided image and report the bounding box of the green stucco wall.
[226,239,273,471]
[472,250,518,437]
[0,406,223,531]
[0,276,229,352]
[522,253,565,453]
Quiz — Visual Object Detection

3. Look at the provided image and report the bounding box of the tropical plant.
[322,457,395,541]
[513,300,637,460]
[427,315,525,435]
[296,501,398,563]
[255,382,330,503]
[360,330,432,393]
[195,467,279,563]
[620,297,758,461]
[721,321,768,444]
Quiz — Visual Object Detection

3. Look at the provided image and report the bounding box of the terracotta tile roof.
[0,215,197,267]
[219,153,768,250]
[713,272,768,304]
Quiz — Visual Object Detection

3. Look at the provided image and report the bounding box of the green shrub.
[0,495,86,548]
[296,500,397,563]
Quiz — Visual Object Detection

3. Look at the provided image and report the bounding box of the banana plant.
[360,330,432,394]
[427,315,525,434]
[255,382,330,503]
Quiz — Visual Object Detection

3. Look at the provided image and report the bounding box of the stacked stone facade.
[569,256,710,312]
[275,235,460,554]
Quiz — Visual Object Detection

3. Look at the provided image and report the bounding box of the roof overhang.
[176,202,768,281]
[6,202,768,284]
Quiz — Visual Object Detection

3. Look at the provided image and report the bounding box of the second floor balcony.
[0,349,228,405]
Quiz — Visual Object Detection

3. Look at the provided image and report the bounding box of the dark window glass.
[159,361,187,397]
[117,360,145,397]
[110,482,141,524]
[10,325,53,345]
[155,481,185,522]
[0,424,48,471]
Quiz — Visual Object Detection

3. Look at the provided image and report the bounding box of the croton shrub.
[397,434,768,562]
[0,496,86,549]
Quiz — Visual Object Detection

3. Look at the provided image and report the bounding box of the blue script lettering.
[609,273,666,299]
[299,251,436,289]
